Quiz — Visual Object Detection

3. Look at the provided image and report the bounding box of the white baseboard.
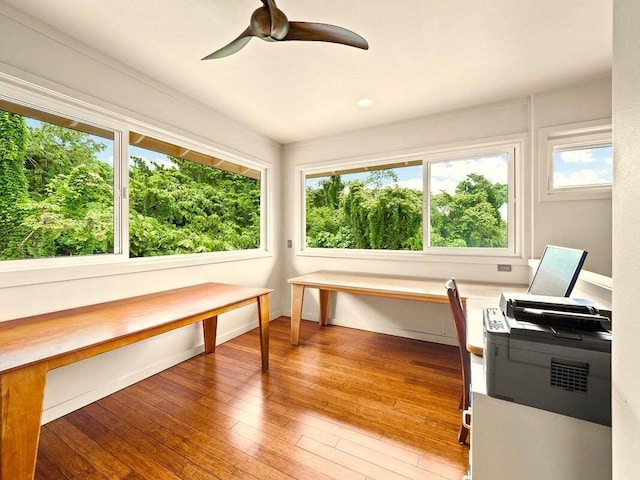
[329,316,458,346]
[282,308,457,347]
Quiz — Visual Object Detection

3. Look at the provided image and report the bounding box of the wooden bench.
[288,270,518,352]
[0,282,272,480]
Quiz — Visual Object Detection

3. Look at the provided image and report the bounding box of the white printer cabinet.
[469,355,611,479]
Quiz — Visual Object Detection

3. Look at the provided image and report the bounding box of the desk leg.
[291,283,305,345]
[319,289,330,326]
[202,315,218,354]
[0,363,48,480]
[257,294,270,372]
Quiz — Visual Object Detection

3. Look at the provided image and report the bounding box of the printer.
[483,293,612,426]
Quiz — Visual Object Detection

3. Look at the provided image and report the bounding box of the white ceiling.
[3,0,612,145]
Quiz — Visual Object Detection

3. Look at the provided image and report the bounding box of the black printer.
[483,293,612,426]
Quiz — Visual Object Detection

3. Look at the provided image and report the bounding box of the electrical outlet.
[497,264,512,272]
[287,240,292,248]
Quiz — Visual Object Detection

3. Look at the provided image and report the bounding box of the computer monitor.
[527,245,588,297]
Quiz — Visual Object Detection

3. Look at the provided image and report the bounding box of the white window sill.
[0,250,271,289]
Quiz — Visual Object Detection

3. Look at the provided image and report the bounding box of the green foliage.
[342,181,373,249]
[0,111,29,254]
[128,156,260,257]
[307,175,344,209]
[306,175,423,251]
[0,113,261,260]
[368,187,423,250]
[305,170,507,250]
[24,123,108,199]
[5,161,114,258]
[430,173,507,248]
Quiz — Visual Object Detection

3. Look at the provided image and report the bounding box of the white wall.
[0,7,283,422]
[612,0,640,476]
[283,99,532,345]
[283,78,611,345]
[0,2,616,429]
[531,80,613,275]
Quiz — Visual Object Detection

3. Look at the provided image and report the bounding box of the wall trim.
[283,308,458,348]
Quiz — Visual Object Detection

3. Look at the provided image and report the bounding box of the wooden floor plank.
[46,418,133,480]
[36,317,468,480]
[297,436,409,480]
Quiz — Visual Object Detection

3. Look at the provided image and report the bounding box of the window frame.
[0,74,271,287]
[538,119,612,201]
[297,137,524,260]
[0,89,128,269]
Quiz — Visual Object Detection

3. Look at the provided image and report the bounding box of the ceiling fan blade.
[261,0,289,39]
[202,28,254,60]
[284,22,369,50]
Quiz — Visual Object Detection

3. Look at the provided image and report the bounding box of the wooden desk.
[288,270,523,351]
[0,282,272,480]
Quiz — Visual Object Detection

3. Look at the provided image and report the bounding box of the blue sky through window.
[306,155,510,194]
[430,155,508,194]
[552,145,612,188]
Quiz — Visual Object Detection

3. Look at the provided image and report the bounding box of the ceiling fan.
[202,0,369,60]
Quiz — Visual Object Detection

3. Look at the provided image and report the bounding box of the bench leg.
[291,283,305,345]
[0,363,48,480]
[257,293,270,372]
[202,315,218,354]
[319,289,330,326]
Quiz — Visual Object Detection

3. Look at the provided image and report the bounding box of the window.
[0,91,266,272]
[128,133,262,257]
[0,99,116,261]
[540,120,612,200]
[301,141,519,256]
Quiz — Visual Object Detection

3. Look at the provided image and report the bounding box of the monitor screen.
[527,245,588,297]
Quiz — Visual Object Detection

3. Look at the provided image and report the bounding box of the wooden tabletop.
[288,270,454,303]
[288,270,527,354]
[0,282,272,374]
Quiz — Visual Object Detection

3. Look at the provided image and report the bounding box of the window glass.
[539,121,612,200]
[128,134,261,257]
[303,146,516,255]
[305,163,423,250]
[429,154,509,248]
[552,144,612,189]
[0,104,115,261]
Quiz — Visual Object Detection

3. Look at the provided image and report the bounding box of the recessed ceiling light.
[357,98,374,107]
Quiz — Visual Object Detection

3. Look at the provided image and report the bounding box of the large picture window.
[0,100,116,261]
[0,94,266,271]
[301,142,518,256]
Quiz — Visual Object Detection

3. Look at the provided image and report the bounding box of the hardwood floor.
[36,317,469,480]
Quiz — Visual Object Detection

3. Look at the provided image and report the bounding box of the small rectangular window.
[0,100,116,261]
[128,133,262,257]
[539,120,612,201]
